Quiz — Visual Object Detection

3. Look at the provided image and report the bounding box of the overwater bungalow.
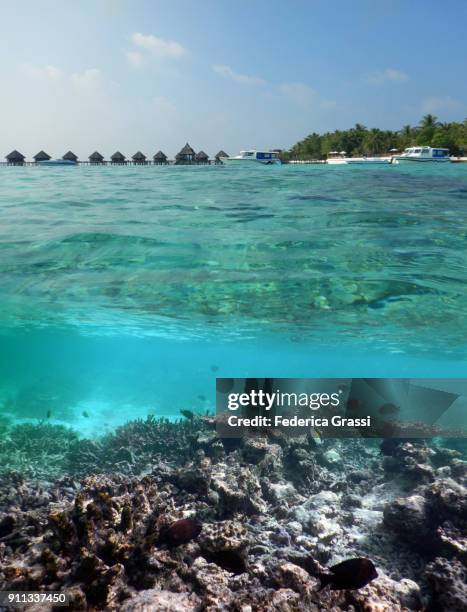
[33,150,51,162]
[111,151,126,164]
[62,151,78,162]
[215,150,228,164]
[132,151,147,165]
[195,150,209,164]
[153,150,168,165]
[89,151,105,164]
[5,150,25,165]
[175,143,195,164]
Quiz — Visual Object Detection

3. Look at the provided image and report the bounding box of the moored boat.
[221,150,281,165]
[326,151,347,165]
[392,146,450,163]
[327,151,391,165]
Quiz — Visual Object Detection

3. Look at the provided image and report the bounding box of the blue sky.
[1,0,466,158]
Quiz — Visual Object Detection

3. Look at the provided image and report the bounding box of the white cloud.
[367,68,409,84]
[22,64,111,97]
[421,96,462,113]
[70,69,103,93]
[22,64,62,80]
[126,51,144,68]
[279,82,336,110]
[212,64,265,86]
[131,32,187,58]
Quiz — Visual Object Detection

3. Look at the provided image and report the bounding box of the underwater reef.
[0,418,466,611]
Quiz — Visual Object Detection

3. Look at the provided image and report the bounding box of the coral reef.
[425,557,466,612]
[66,416,209,475]
[0,422,79,478]
[0,419,466,611]
[0,417,210,479]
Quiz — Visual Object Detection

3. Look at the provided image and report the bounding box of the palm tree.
[418,114,439,145]
[419,114,438,129]
[401,124,412,136]
[399,124,414,147]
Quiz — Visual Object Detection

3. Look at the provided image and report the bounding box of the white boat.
[327,151,391,165]
[326,151,347,165]
[392,147,450,163]
[221,150,281,165]
[37,159,77,166]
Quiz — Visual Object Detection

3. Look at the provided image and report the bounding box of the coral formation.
[0,419,466,611]
[0,422,79,478]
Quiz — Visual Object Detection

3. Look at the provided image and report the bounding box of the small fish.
[318,558,378,591]
[379,403,400,416]
[180,409,195,421]
[82,411,90,418]
[46,410,52,419]
[211,365,219,372]
[198,395,206,401]
[158,518,202,548]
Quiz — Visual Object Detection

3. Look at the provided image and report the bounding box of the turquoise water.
[1,163,467,433]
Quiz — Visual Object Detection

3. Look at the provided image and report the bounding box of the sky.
[0,0,466,159]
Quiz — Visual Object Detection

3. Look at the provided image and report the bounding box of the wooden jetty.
[1,145,233,166]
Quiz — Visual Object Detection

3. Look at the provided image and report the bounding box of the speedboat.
[326,151,347,165]
[221,150,281,165]
[37,159,78,166]
[327,151,391,165]
[392,147,450,163]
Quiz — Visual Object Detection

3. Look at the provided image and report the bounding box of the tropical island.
[282,114,467,160]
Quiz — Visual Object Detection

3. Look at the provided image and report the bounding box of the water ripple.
[1,163,467,355]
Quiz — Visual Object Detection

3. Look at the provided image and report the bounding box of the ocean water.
[1,163,467,435]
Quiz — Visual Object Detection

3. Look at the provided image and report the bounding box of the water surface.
[1,163,466,431]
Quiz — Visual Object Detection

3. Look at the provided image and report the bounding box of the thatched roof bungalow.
[153,150,168,164]
[195,150,209,164]
[33,150,51,162]
[89,151,105,164]
[132,151,147,164]
[175,143,195,164]
[215,150,228,163]
[6,150,25,164]
[62,151,78,162]
[111,151,126,164]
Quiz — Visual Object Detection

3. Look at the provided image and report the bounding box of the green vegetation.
[284,115,467,160]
